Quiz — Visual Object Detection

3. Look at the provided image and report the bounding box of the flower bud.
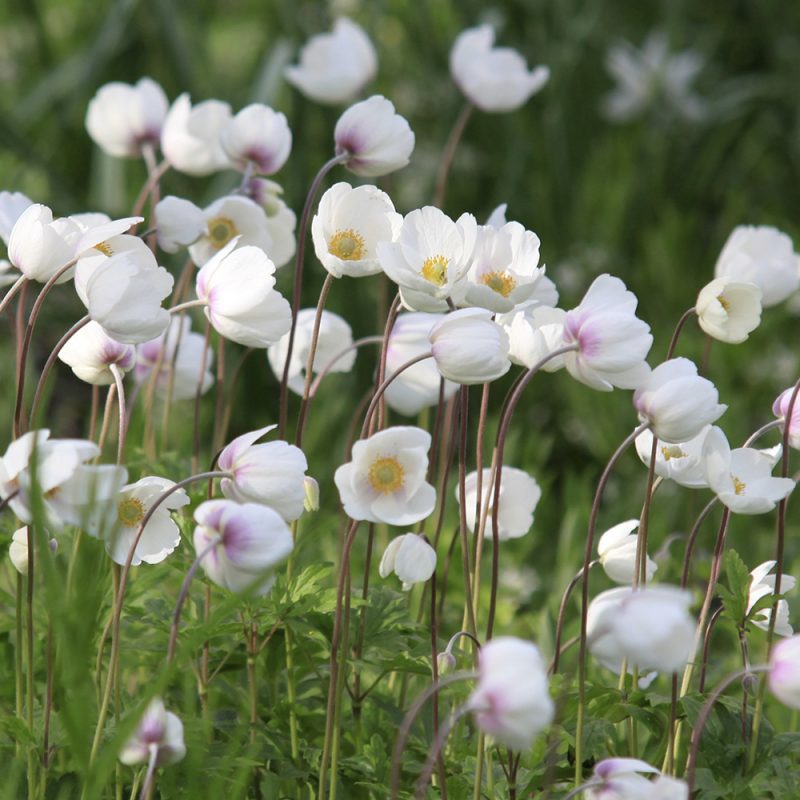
[220,103,292,175]
[378,533,437,591]
[695,278,762,344]
[437,651,457,675]
[303,477,320,512]
[773,387,800,451]
[9,528,29,575]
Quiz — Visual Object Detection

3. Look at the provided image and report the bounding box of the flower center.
[118,497,146,527]
[661,445,687,461]
[480,271,517,297]
[207,216,238,249]
[328,229,366,261]
[731,474,746,495]
[368,457,405,494]
[717,294,730,311]
[421,255,449,287]
[94,241,114,257]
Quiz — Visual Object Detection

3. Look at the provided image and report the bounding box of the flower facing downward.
[768,635,800,710]
[634,426,712,489]
[467,637,554,750]
[0,190,33,245]
[597,520,657,585]
[379,533,437,590]
[8,204,82,283]
[773,387,800,451]
[58,321,136,386]
[695,278,762,344]
[220,103,292,175]
[119,698,186,767]
[747,561,795,637]
[334,427,435,526]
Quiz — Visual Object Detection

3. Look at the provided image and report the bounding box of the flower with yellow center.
[117,497,145,527]
[328,228,365,261]
[480,270,516,297]
[206,216,238,249]
[695,277,762,344]
[368,457,405,494]
[421,255,449,287]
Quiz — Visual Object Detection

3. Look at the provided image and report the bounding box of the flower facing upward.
[58,321,136,386]
[768,635,800,710]
[220,103,292,175]
[119,698,186,767]
[379,533,437,590]
[747,561,795,637]
[450,26,549,113]
[695,278,762,344]
[334,427,435,526]
[773,387,800,451]
[597,520,657,585]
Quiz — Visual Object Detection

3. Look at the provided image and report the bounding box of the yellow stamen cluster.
[732,475,746,495]
[95,241,114,257]
[117,497,146,527]
[207,216,238,249]
[480,270,517,298]
[368,457,405,494]
[421,255,449,287]
[717,294,730,311]
[661,445,687,461]
[328,229,366,261]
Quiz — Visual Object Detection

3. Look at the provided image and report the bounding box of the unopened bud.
[9,528,29,575]
[742,672,760,694]
[303,476,320,512]
[437,651,457,675]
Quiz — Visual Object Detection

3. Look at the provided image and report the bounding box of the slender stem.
[26,526,36,799]
[351,525,376,727]
[131,158,170,220]
[456,388,478,639]
[192,321,213,474]
[415,704,473,799]
[328,569,351,800]
[109,365,127,465]
[0,274,26,315]
[698,606,725,693]
[97,384,117,456]
[550,565,596,674]
[469,383,491,621]
[434,102,474,208]
[308,336,384,399]
[169,298,207,314]
[42,622,54,770]
[665,308,696,359]
[15,571,24,756]
[89,385,100,440]
[138,744,160,800]
[212,335,226,454]
[429,574,448,800]
[633,436,659,586]
[375,294,402,432]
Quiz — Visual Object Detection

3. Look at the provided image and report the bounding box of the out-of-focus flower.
[504,306,567,371]
[105,477,189,566]
[195,239,291,348]
[334,95,414,177]
[379,533,437,590]
[218,425,308,522]
[467,637,554,750]
[9,528,30,574]
[0,191,33,246]
[154,196,207,254]
[450,26,549,113]
[602,32,705,122]
[243,178,297,268]
[334,426,435,525]
[747,561,795,636]
[695,278,762,344]
[161,94,233,176]
[768,635,800,710]
[597,520,657,585]
[86,78,169,158]
[58,321,136,386]
[384,313,459,416]
[714,225,800,308]
[562,274,653,391]
[285,18,377,105]
[703,427,795,514]
[773,387,800,450]
[457,466,541,541]
[311,182,402,279]
[119,698,186,767]
[634,426,712,489]
[193,499,293,595]
[586,759,687,800]
[220,103,291,175]
[267,308,355,395]
[633,358,726,443]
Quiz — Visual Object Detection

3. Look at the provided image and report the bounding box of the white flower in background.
[714,225,800,308]
[7,204,81,283]
[384,313,459,416]
[303,476,320,512]
[702,427,795,514]
[504,306,566,370]
[378,207,477,305]
[161,93,233,176]
[773,387,800,451]
[285,18,377,105]
[9,528,30,575]
[429,308,511,384]
[467,637,554,750]
[218,425,308,522]
[193,499,293,595]
[334,95,415,177]
[602,32,705,122]
[119,698,186,767]
[0,260,18,288]
[634,426,711,489]
[457,466,541,541]
[311,182,402,279]
[597,520,657,585]
[588,585,695,673]
[154,196,207,254]
[267,308,355,395]
[0,191,33,245]
[633,358,726,443]
[58,321,136,385]
[134,316,214,402]
[243,178,297,268]
[562,274,653,391]
[334,426,435,525]
[450,25,549,113]
[85,77,169,158]
[219,103,291,175]
[768,635,800,710]
[747,561,795,636]
[195,239,292,348]
[695,278,762,344]
[586,759,687,800]
[379,533,437,590]
[105,477,189,566]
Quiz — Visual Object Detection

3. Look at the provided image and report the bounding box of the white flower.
[285,18,377,105]
[379,533,437,590]
[311,182,402,279]
[450,25,549,113]
[633,358,726,443]
[58,321,136,385]
[0,260,17,288]
[747,561,795,637]
[714,225,800,308]
[334,95,415,177]
[161,93,233,176]
[587,759,687,800]
[154,196,206,254]
[383,313,459,417]
[193,499,293,595]
[597,520,657,585]
[220,103,291,175]
[0,191,33,246]
[456,466,541,541]
[561,274,653,391]
[695,278,762,344]
[504,305,566,370]
[85,78,169,158]
[429,308,511,385]
[634,426,712,489]
[9,528,30,575]
[467,637,554,750]
[773,387,800,451]
[195,239,291,348]
[702,427,795,514]
[768,635,800,710]
[303,476,320,512]
[334,426,436,525]
[241,178,297,268]
[105,477,189,566]
[267,308,355,396]
[218,425,308,522]
[119,698,186,767]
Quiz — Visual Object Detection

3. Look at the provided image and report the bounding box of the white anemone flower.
[695,278,762,344]
[503,306,566,371]
[597,520,657,585]
[0,191,33,245]
[634,426,712,489]
[58,320,136,385]
[105,477,189,566]
[267,308,356,396]
[586,759,687,800]
[243,178,297,268]
[768,635,800,710]
[379,533,437,590]
[119,698,186,767]
[311,182,402,278]
[220,103,291,175]
[8,204,81,283]
[334,426,436,526]
[285,18,377,105]
[195,239,292,348]
[773,387,800,451]
[85,77,169,158]
[154,196,207,254]
[747,561,795,637]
